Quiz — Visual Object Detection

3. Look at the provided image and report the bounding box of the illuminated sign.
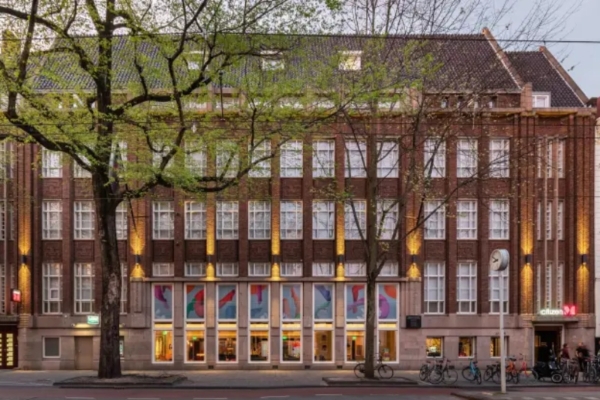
[539,305,577,317]
[10,289,21,303]
[87,315,100,325]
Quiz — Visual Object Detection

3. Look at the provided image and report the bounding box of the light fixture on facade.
[410,254,417,264]
[581,254,588,265]
[135,254,141,265]
[20,254,27,265]
[524,254,532,265]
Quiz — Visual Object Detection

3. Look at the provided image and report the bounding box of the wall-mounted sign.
[406,315,422,329]
[10,289,21,303]
[539,305,577,317]
[87,315,100,325]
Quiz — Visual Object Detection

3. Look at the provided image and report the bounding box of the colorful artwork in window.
[217,284,237,320]
[314,284,333,320]
[153,284,173,320]
[250,284,269,320]
[185,284,205,321]
[378,284,398,320]
[346,284,365,320]
[281,284,301,320]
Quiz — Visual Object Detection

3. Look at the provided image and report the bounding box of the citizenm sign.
[538,305,577,317]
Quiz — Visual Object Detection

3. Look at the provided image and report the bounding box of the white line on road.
[127,398,159,400]
[261,396,289,399]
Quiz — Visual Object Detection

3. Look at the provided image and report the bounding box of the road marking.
[261,397,289,399]
[522,397,534,400]
[194,398,227,400]
[315,395,342,397]
[127,398,159,400]
[65,398,95,400]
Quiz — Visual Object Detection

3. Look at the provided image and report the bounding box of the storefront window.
[218,329,237,362]
[377,284,398,363]
[346,330,365,362]
[185,284,205,321]
[281,284,302,363]
[153,284,173,321]
[314,284,334,320]
[217,284,238,363]
[153,330,173,362]
[249,284,270,363]
[186,331,205,362]
[426,337,443,357]
[490,337,509,358]
[378,330,397,362]
[459,337,475,358]
[217,284,237,320]
[345,284,366,320]
[314,330,333,362]
[313,284,334,364]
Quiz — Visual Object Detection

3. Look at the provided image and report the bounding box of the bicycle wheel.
[484,367,493,381]
[512,371,520,384]
[443,368,458,385]
[492,370,501,384]
[378,364,394,379]
[476,370,482,385]
[419,365,429,381]
[428,368,444,384]
[462,366,476,381]
[354,363,365,379]
[586,367,596,383]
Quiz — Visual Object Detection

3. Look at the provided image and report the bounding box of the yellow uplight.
[520,263,533,314]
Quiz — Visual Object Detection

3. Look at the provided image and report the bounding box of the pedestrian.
[575,342,590,372]
[559,343,570,362]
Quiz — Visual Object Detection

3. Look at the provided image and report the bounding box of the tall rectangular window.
[377,200,398,240]
[537,201,564,240]
[116,202,128,240]
[424,200,445,240]
[457,139,478,178]
[489,200,509,239]
[248,201,271,239]
[280,140,303,177]
[74,201,95,240]
[538,139,564,178]
[43,263,62,314]
[457,200,477,240]
[73,156,91,178]
[0,203,5,241]
[545,262,552,308]
[377,141,399,178]
[344,201,366,240]
[0,141,13,179]
[312,201,334,239]
[185,141,207,177]
[217,201,239,240]
[216,141,239,178]
[556,262,564,308]
[280,201,302,239]
[424,139,446,178]
[74,263,94,314]
[185,201,207,239]
[121,263,127,314]
[312,140,334,178]
[249,141,271,178]
[42,201,62,239]
[152,144,173,169]
[489,139,510,178]
[424,262,445,314]
[42,149,62,178]
[489,269,508,314]
[457,262,477,314]
[345,140,366,178]
[152,201,174,239]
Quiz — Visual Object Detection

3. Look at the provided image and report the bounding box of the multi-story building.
[0,29,595,370]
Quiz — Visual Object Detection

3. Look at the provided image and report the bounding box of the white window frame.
[545,261,552,308]
[185,141,207,177]
[377,200,398,240]
[280,263,303,277]
[377,141,399,178]
[339,51,362,71]
[217,263,239,277]
[73,156,91,178]
[43,337,61,358]
[0,141,13,179]
[312,201,334,240]
[424,262,445,314]
[280,140,303,178]
[216,141,239,178]
[42,200,62,240]
[345,140,366,178]
[532,92,551,108]
[152,144,174,169]
[379,262,398,277]
[312,140,334,178]
[489,199,509,240]
[185,262,207,277]
[43,263,62,314]
[121,263,127,314]
[216,201,239,240]
[0,203,5,241]
[153,263,174,277]
[312,263,334,277]
[42,149,62,178]
[185,201,207,240]
[345,262,366,277]
[249,140,271,178]
[152,201,174,240]
[424,139,446,178]
[489,268,509,314]
[248,201,271,240]
[457,262,477,314]
[280,201,303,240]
[556,262,564,308]
[248,262,271,277]
[116,202,128,240]
[74,263,94,314]
[74,201,95,240]
[489,139,510,178]
[344,201,366,240]
[457,200,477,240]
[424,200,445,240]
[457,139,478,178]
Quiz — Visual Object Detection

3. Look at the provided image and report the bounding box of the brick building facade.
[0,30,595,370]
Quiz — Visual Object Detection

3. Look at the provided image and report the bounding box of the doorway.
[0,326,18,369]
[534,326,562,362]
[75,337,94,370]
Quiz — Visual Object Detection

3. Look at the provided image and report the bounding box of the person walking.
[576,342,590,378]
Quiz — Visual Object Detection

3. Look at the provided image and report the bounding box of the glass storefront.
[426,337,443,357]
[459,337,475,358]
[282,329,302,362]
[249,284,270,363]
[186,330,205,362]
[346,330,365,362]
[185,284,206,363]
[217,284,238,363]
[377,284,399,363]
[314,329,333,362]
[378,330,397,362]
[153,330,173,362]
[249,330,269,362]
[152,284,174,363]
[281,283,302,362]
[217,329,237,362]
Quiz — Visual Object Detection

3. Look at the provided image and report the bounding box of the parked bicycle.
[419,359,437,381]
[354,354,394,379]
[429,357,458,384]
[461,359,482,384]
[515,354,535,382]
[582,357,597,383]
[561,358,579,384]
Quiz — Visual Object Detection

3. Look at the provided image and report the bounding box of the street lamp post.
[489,249,510,395]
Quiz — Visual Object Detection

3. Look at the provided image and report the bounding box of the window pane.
[314,330,333,362]
[185,331,205,362]
[153,330,173,362]
[282,330,302,362]
[217,330,237,362]
[44,337,60,357]
[249,331,269,362]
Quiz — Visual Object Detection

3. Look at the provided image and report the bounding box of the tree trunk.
[92,174,122,379]
[364,276,378,378]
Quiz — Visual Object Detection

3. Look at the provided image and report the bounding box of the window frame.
[73,201,95,240]
[456,200,477,240]
[312,140,335,178]
[489,199,509,240]
[42,263,62,314]
[456,261,477,314]
[457,138,478,178]
[424,200,445,240]
[216,201,239,240]
[43,337,61,358]
[116,202,128,240]
[248,201,271,240]
[312,200,335,240]
[41,149,62,178]
[344,140,366,178]
[489,139,510,178]
[424,262,445,314]
[185,201,207,240]
[152,201,175,240]
[280,201,303,240]
[249,140,272,178]
[74,263,94,315]
[344,201,366,240]
[42,200,62,240]
[424,139,446,178]
[377,141,399,178]
[489,268,509,314]
[280,140,303,178]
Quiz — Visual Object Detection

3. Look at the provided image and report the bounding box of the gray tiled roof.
[32,33,520,93]
[506,51,584,107]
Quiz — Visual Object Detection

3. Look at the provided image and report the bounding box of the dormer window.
[339,51,362,71]
[457,96,464,108]
[532,92,551,108]
[488,96,497,109]
[261,51,284,71]
[441,97,449,108]
[185,51,205,71]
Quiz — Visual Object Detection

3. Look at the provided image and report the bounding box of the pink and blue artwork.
[153,284,173,320]
[250,284,269,320]
[346,284,365,320]
[378,284,398,320]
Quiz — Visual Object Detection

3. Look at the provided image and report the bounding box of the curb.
[54,376,187,388]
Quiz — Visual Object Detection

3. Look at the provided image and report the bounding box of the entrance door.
[535,327,561,362]
[75,337,94,370]
[0,327,18,369]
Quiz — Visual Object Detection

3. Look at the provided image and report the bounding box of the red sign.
[563,304,577,317]
[10,289,21,303]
